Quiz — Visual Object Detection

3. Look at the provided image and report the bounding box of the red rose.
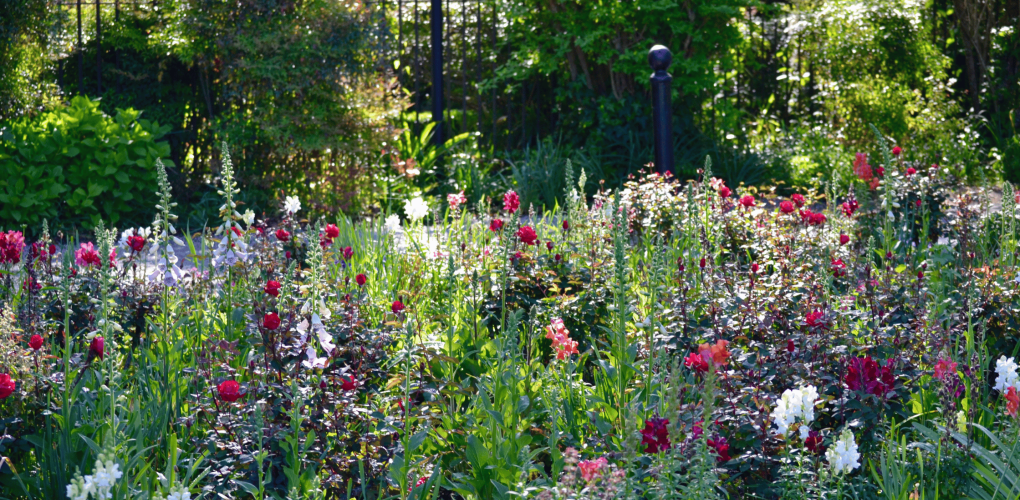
[892,146,902,156]
[342,246,354,260]
[684,352,708,373]
[840,233,850,246]
[906,167,916,176]
[263,312,281,330]
[489,219,504,232]
[90,336,105,360]
[127,235,145,252]
[780,200,795,214]
[718,186,732,198]
[264,280,281,297]
[0,374,13,399]
[751,263,759,273]
[809,212,826,226]
[356,274,367,286]
[275,229,291,242]
[392,300,405,314]
[791,194,805,208]
[805,310,825,328]
[739,195,755,208]
[554,254,562,262]
[831,258,847,277]
[29,334,43,351]
[218,380,243,402]
[516,226,538,246]
[503,190,520,214]
[341,375,357,391]
[325,224,340,239]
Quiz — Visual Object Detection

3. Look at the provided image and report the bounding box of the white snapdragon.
[384,214,401,233]
[771,384,819,439]
[995,355,1020,392]
[284,195,301,215]
[242,209,255,227]
[66,452,123,500]
[404,196,429,221]
[825,428,861,474]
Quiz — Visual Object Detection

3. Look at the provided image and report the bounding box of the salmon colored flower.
[698,339,730,367]
[578,457,608,482]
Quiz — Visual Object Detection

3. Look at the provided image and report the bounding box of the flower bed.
[0,149,1017,499]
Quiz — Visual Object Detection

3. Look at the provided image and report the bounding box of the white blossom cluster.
[284,195,301,215]
[995,355,1020,393]
[66,453,123,500]
[404,196,429,221]
[771,384,819,439]
[297,313,334,369]
[825,428,861,474]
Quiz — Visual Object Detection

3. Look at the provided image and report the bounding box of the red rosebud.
[700,257,707,269]
[562,220,569,231]
[780,200,795,214]
[90,336,105,360]
[915,199,922,208]
[791,194,805,208]
[264,280,282,297]
[325,224,340,239]
[285,251,292,260]
[392,300,405,314]
[917,270,924,280]
[840,233,850,246]
[516,226,538,246]
[489,218,504,232]
[127,235,146,252]
[554,253,562,262]
[217,380,243,402]
[356,273,367,286]
[787,339,796,353]
[29,334,43,351]
[546,241,554,251]
[275,229,291,242]
[0,374,13,399]
[263,312,281,330]
[751,263,759,273]
[342,246,354,260]
[739,195,755,208]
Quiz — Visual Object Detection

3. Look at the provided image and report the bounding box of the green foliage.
[0,96,171,231]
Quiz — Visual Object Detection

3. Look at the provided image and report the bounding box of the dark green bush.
[0,96,172,231]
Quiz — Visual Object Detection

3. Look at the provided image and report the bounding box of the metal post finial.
[649,45,674,176]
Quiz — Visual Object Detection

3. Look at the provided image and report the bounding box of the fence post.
[430,0,444,147]
[649,45,673,176]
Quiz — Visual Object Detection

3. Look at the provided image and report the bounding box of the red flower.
[831,258,847,277]
[780,200,795,214]
[562,220,570,231]
[684,352,709,373]
[787,339,796,353]
[554,254,562,262]
[809,212,827,226]
[546,241,554,251]
[700,257,707,269]
[805,310,826,329]
[791,194,805,208]
[841,199,859,217]
[341,375,357,391]
[853,153,873,182]
[719,186,732,199]
[708,435,731,462]
[934,358,958,381]
[875,166,885,177]
[1008,387,1020,418]
[915,199,922,208]
[698,339,730,367]
[751,262,759,273]
[231,226,243,238]
[503,190,520,214]
[739,195,755,208]
[805,430,824,453]
[263,312,281,330]
[892,146,902,156]
[29,334,43,351]
[845,356,895,396]
[356,274,367,286]
[840,233,850,246]
[489,218,504,232]
[0,374,14,399]
[342,246,354,260]
[325,224,340,239]
[0,231,25,264]
[90,336,105,360]
[319,233,333,248]
[392,300,405,314]
[264,280,282,297]
[516,226,538,246]
[906,167,916,176]
[218,380,243,402]
[75,242,102,268]
[275,229,291,242]
[640,417,671,453]
[127,235,146,252]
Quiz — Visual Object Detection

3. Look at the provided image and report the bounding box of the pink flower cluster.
[545,318,579,360]
[0,230,25,264]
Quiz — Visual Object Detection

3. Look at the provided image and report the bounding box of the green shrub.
[0,96,171,231]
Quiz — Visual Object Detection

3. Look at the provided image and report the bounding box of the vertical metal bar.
[490,0,496,148]
[521,81,525,147]
[58,0,64,91]
[649,45,674,176]
[115,0,121,93]
[430,0,444,146]
[398,0,402,79]
[476,0,481,133]
[96,0,102,95]
[77,0,83,96]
